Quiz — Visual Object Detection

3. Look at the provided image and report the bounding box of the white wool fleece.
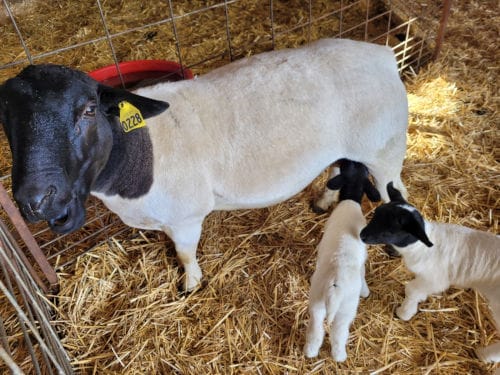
[394,220,500,363]
[93,38,408,291]
[304,200,369,361]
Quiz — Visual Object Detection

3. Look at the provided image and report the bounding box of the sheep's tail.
[325,283,343,324]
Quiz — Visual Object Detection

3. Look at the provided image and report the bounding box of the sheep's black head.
[360,182,433,248]
[0,64,169,234]
[326,159,381,204]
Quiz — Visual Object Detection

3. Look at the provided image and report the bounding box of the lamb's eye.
[84,103,97,117]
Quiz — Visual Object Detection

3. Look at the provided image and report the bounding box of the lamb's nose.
[359,230,367,242]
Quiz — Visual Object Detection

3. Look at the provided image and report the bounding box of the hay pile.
[52,2,499,374]
[0,0,498,374]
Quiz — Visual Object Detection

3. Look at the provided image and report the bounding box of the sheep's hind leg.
[312,164,340,213]
[165,220,204,292]
[369,164,408,202]
[476,342,500,363]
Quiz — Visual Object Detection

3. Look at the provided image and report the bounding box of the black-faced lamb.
[304,159,380,361]
[0,38,408,291]
[360,182,500,364]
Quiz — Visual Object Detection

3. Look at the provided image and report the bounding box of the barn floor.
[0,0,498,374]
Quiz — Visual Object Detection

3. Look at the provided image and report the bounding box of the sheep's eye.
[84,103,97,117]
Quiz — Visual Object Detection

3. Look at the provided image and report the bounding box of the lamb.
[304,159,381,361]
[360,182,500,363]
[0,38,408,292]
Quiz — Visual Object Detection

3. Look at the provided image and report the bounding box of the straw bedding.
[0,0,498,374]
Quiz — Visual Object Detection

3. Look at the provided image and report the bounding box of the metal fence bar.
[434,0,452,59]
[0,183,57,291]
[0,222,73,373]
[96,0,124,87]
[2,0,33,64]
[223,0,234,61]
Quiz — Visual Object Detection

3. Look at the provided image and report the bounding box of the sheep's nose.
[17,185,57,220]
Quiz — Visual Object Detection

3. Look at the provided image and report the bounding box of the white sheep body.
[393,219,500,363]
[92,38,408,290]
[304,199,369,361]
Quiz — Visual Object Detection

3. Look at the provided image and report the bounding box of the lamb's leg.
[312,164,340,213]
[329,298,358,362]
[396,276,447,321]
[476,342,500,363]
[166,220,204,292]
[475,300,500,362]
[304,300,327,358]
[360,265,370,298]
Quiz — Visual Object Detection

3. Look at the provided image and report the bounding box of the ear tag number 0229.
[119,101,146,132]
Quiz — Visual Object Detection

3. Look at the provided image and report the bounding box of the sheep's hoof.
[177,279,206,296]
[383,244,401,258]
[360,288,370,298]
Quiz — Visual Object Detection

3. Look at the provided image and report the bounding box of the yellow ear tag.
[119,101,146,132]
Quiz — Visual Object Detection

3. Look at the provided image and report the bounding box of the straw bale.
[0,0,498,374]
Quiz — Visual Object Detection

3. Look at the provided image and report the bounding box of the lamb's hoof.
[395,306,414,321]
[178,276,206,295]
[304,343,320,358]
[331,349,347,362]
[383,244,401,258]
[310,201,327,214]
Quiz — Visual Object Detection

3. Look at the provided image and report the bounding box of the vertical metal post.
[167,0,186,78]
[270,0,275,50]
[96,0,125,87]
[223,0,234,61]
[433,0,452,59]
[0,183,57,292]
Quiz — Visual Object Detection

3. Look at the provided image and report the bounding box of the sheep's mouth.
[48,198,86,234]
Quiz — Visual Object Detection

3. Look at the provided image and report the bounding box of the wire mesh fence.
[0,0,449,275]
[0,1,450,372]
[0,216,73,374]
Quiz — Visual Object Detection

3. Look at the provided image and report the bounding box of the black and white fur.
[304,159,380,361]
[360,183,500,364]
[0,39,408,291]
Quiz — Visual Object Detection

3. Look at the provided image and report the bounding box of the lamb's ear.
[98,84,169,119]
[364,180,381,202]
[403,214,434,247]
[387,182,406,203]
[326,175,345,190]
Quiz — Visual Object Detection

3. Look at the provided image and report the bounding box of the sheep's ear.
[0,83,5,124]
[364,180,381,202]
[98,84,169,119]
[326,175,345,190]
[387,182,406,203]
[403,214,434,247]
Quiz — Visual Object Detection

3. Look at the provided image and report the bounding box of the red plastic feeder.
[88,60,194,88]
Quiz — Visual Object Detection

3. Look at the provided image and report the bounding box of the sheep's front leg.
[396,276,446,321]
[476,342,500,363]
[312,164,340,213]
[166,220,204,292]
